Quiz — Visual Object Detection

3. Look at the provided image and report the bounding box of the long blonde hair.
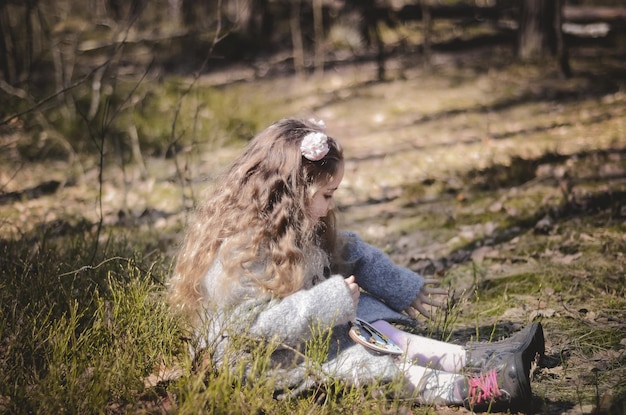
[169,118,344,318]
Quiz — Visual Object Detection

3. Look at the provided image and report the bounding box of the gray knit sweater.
[198,231,425,396]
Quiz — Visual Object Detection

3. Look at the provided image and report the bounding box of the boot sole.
[508,350,533,412]
[519,322,545,375]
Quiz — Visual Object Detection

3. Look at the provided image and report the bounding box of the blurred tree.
[0,0,43,86]
[290,0,305,76]
[343,0,386,80]
[106,0,147,22]
[517,0,559,60]
[555,0,571,77]
[182,0,213,29]
[239,0,271,44]
[168,0,182,27]
[517,0,570,76]
[313,0,324,75]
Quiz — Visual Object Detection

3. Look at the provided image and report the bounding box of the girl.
[169,118,544,411]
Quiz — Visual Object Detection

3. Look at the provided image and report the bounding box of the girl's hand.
[344,275,360,309]
[405,279,449,321]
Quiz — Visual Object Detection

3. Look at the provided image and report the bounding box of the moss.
[475,272,542,299]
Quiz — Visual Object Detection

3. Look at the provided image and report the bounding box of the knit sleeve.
[339,231,424,312]
[244,275,356,347]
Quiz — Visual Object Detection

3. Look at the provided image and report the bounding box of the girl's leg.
[400,363,465,405]
[371,320,466,372]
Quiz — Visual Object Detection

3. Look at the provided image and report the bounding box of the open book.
[348,318,403,355]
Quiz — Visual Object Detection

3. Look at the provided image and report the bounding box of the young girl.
[169,118,544,411]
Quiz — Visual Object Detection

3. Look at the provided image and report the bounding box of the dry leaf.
[551,252,582,264]
[471,246,497,264]
[529,308,556,320]
[489,201,503,212]
[144,364,183,388]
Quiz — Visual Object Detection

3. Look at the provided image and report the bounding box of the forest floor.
[1,41,625,414]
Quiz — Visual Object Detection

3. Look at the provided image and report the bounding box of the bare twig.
[57,256,133,278]
[169,0,228,214]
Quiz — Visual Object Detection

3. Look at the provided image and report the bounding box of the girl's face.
[309,163,344,221]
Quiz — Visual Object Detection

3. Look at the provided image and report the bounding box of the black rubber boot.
[465,322,545,376]
[461,351,532,413]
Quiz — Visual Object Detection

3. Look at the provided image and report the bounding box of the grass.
[5,213,622,413]
[0,230,183,414]
[0,226,437,414]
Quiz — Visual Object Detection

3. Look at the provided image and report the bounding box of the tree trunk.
[555,0,571,78]
[168,0,182,28]
[312,0,324,76]
[0,4,16,84]
[421,0,432,68]
[517,0,558,60]
[290,0,305,77]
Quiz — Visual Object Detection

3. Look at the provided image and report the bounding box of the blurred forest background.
[1,1,625,414]
[2,0,625,160]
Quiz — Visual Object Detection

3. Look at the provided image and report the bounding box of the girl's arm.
[339,231,424,312]
[242,275,356,347]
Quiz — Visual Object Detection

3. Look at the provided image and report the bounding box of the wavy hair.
[169,118,344,319]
